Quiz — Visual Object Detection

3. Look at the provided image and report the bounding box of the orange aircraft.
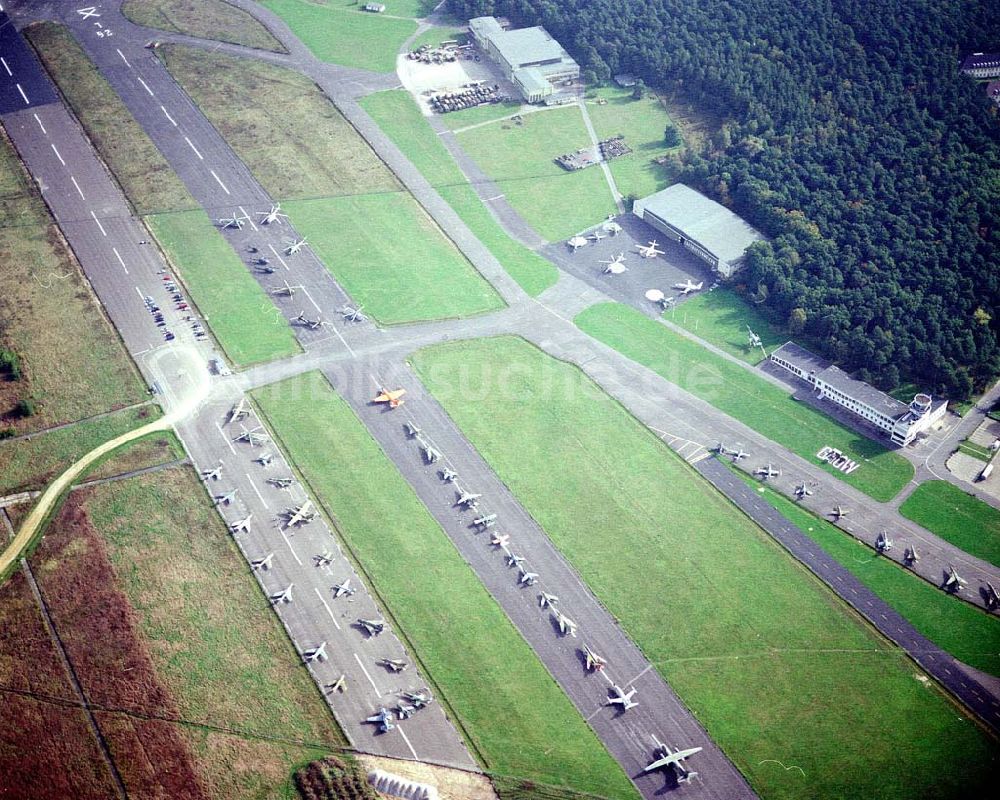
[373,387,406,408]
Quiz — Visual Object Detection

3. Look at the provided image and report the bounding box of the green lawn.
[146,210,301,366]
[900,481,1000,568]
[0,130,47,229]
[731,467,1000,676]
[162,45,399,201]
[252,372,638,799]
[283,195,503,323]
[25,23,195,215]
[456,106,617,241]
[407,24,468,53]
[959,440,993,462]
[360,90,558,295]
[669,287,787,364]
[586,87,678,201]
[260,0,417,72]
[122,0,286,51]
[412,336,996,800]
[439,100,523,131]
[577,303,914,501]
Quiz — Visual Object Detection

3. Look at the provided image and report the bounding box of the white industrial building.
[469,16,580,103]
[632,184,764,278]
[770,342,947,446]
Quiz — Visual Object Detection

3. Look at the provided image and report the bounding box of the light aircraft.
[567,235,588,251]
[903,546,919,566]
[440,467,458,482]
[340,304,367,323]
[608,684,638,710]
[233,424,269,446]
[356,618,386,637]
[831,505,850,520]
[283,237,308,255]
[732,448,749,461]
[314,551,335,567]
[553,609,577,637]
[365,707,394,733]
[600,253,628,275]
[583,645,606,672]
[404,421,421,437]
[255,452,274,467]
[332,579,355,598]
[755,463,780,479]
[292,311,326,330]
[519,568,539,586]
[490,533,510,548]
[794,482,814,499]
[643,736,702,784]
[455,490,482,509]
[214,488,238,506]
[230,513,253,533]
[506,552,525,568]
[303,642,328,663]
[635,240,664,258]
[202,465,222,481]
[714,442,732,456]
[538,592,559,608]
[944,565,967,593]
[267,476,295,489]
[984,582,1000,610]
[602,219,622,236]
[747,326,763,349]
[282,499,315,528]
[674,278,704,295]
[875,530,893,553]
[325,675,347,694]
[217,211,249,230]
[589,230,606,243]
[228,397,250,424]
[373,387,406,409]
[474,513,497,528]
[270,584,293,604]
[378,658,408,673]
[251,552,274,571]
[270,280,305,297]
[258,203,288,225]
[401,690,432,708]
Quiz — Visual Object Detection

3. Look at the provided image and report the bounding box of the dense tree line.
[452,0,1000,398]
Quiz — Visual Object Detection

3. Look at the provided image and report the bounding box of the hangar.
[632,184,763,278]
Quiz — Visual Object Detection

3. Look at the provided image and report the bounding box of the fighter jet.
[291,311,326,330]
[267,476,295,489]
[875,530,893,553]
[217,211,249,230]
[944,565,967,593]
[831,505,850,521]
[506,552,525,568]
[233,424,269,446]
[281,499,315,528]
[270,584,293,604]
[404,421,421,437]
[455,489,482,509]
[332,579,356,598]
[538,592,559,608]
[214,488,238,506]
[583,644,607,672]
[356,618,386,637]
[674,278,704,295]
[340,304,367,323]
[519,568,539,586]
[283,237,308,255]
[903,545,919,566]
[600,253,628,275]
[755,463,781,479]
[227,397,250,424]
[258,203,288,225]
[552,608,578,637]
[643,736,702,784]
[325,675,347,694]
[303,642,328,663]
[440,467,458,482]
[473,513,498,529]
[984,582,1000,610]
[251,552,274,571]
[714,442,732,456]
[365,707,395,733]
[400,690,432,708]
[377,658,408,673]
[635,240,664,258]
[567,235,588,251]
[396,703,417,719]
[422,442,442,464]
[372,387,406,409]
[589,230,606,243]
[314,551,335,567]
[794,482,814,499]
[202,465,223,481]
[607,684,638,711]
[230,513,253,533]
[270,279,305,297]
[747,325,763,349]
[255,452,274,468]
[490,532,510,548]
[731,448,749,461]
[602,219,622,236]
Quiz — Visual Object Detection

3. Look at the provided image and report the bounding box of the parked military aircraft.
[333,579,355,598]
[747,325,763,349]
[267,476,295,489]
[214,488,238,506]
[313,551,335,567]
[567,235,588,251]
[875,530,893,553]
[602,219,622,236]
[755,463,781,479]
[422,443,442,463]
[440,467,458,482]
[589,230,606,243]
[404,421,421,437]
[340,304,367,323]
[635,240,664,258]
[731,448,748,461]
[270,279,305,297]
[607,684,638,710]
[455,490,482,509]
[903,545,919,566]
[373,387,406,409]
[251,552,274,571]
[365,707,394,733]
[291,311,326,330]
[474,513,497,529]
[303,642,327,663]
[553,609,578,637]
[281,499,315,528]
[600,253,628,275]
[325,675,347,694]
[794,482,814,499]
[984,582,1000,610]
[253,263,276,274]
[944,565,967,593]
[490,532,510,548]
[283,237,308,255]
[255,452,274,467]
[270,584,293,604]
[674,278,704,294]
[230,513,253,533]
[583,644,607,672]
[506,552,525,568]
[202,465,222,481]
[228,397,250,424]
[396,703,416,719]
[538,592,559,608]
[519,568,539,586]
[258,203,288,225]
[356,618,386,636]
[831,505,850,520]
[644,736,702,784]
[233,424,269,446]
[378,658,408,673]
[217,211,249,230]
[401,690,432,708]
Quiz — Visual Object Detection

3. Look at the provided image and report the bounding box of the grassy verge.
[252,372,638,799]
[25,22,195,215]
[360,90,558,295]
[81,430,185,483]
[411,336,995,800]
[439,100,523,131]
[577,302,913,501]
[668,287,787,364]
[283,195,503,323]
[122,0,287,52]
[0,129,47,229]
[407,24,468,53]
[959,440,993,462]
[161,45,399,201]
[146,210,301,366]
[900,481,1000,568]
[260,0,416,73]
[456,106,617,241]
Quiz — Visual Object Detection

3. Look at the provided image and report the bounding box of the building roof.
[469,16,504,39]
[491,26,570,68]
[634,184,763,265]
[513,67,552,95]
[772,341,830,374]
[961,52,1000,71]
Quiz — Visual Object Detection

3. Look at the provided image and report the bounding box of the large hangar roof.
[635,184,763,265]
[493,27,568,67]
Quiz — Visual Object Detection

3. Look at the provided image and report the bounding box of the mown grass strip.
[122,0,287,52]
[900,480,1000,568]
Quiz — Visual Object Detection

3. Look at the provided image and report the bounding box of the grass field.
[577,303,914,501]
[162,45,399,201]
[669,287,787,364]
[959,439,993,461]
[146,210,301,365]
[456,106,618,241]
[900,480,1000,568]
[82,430,184,483]
[260,0,417,73]
[360,90,558,295]
[586,87,678,201]
[730,466,1000,675]
[407,24,468,53]
[440,100,523,131]
[252,372,639,799]
[283,194,503,323]
[0,130,47,229]
[412,336,996,799]
[25,23,195,215]
[122,0,287,52]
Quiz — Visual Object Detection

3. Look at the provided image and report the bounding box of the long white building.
[770,342,947,446]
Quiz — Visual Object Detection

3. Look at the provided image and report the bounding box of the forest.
[450,0,1000,398]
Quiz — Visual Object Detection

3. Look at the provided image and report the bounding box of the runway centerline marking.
[246,473,269,509]
[278,529,302,565]
[115,48,131,68]
[0,57,11,77]
[183,136,203,160]
[302,286,322,313]
[397,726,419,759]
[89,210,107,236]
[238,205,258,231]
[160,105,177,126]
[70,176,86,200]
[210,169,230,195]
[136,76,154,96]
[15,83,28,105]
[314,587,341,630]
[111,246,128,274]
[33,113,46,134]
[215,421,237,455]
[353,652,381,696]
[266,243,290,270]
[50,143,65,165]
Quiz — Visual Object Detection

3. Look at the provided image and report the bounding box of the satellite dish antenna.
[645,289,665,302]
